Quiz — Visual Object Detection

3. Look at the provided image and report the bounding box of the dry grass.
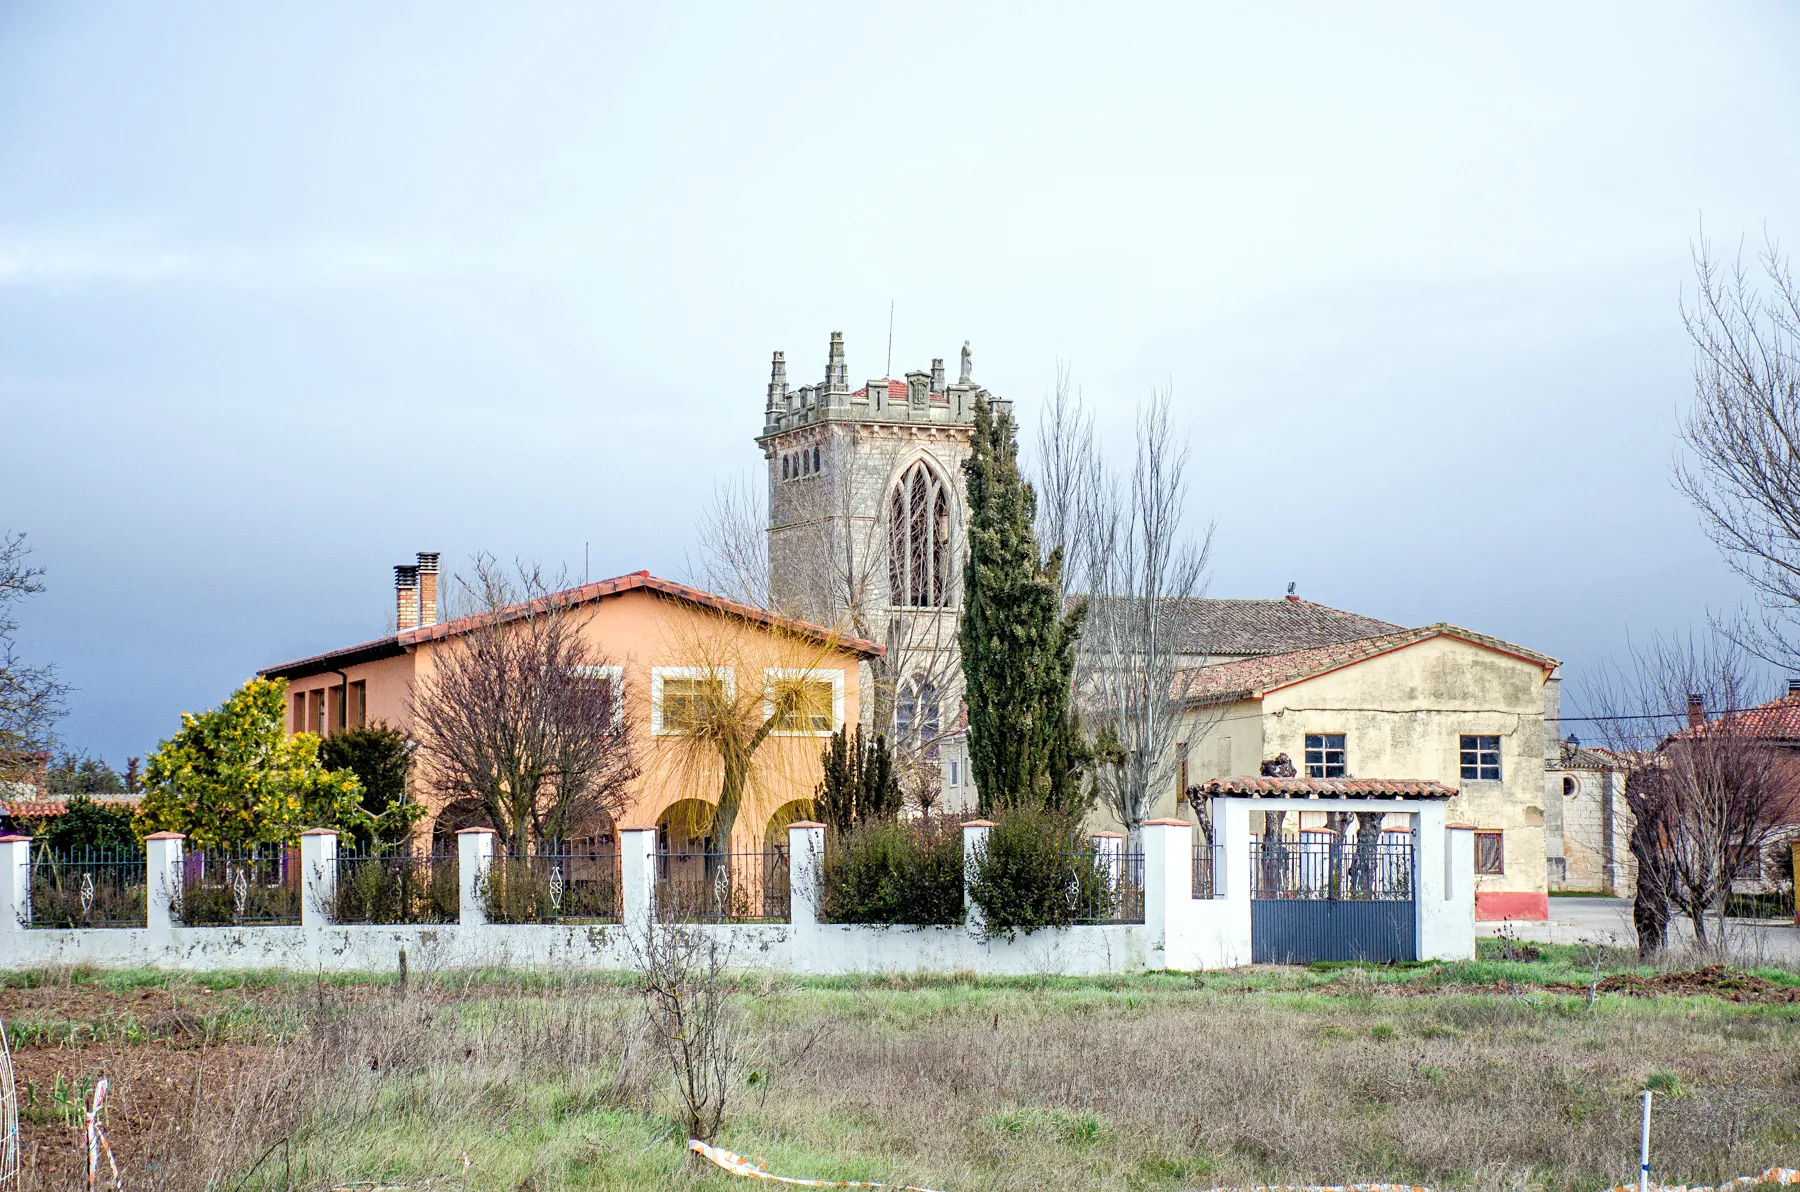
[6,957,1800,1192]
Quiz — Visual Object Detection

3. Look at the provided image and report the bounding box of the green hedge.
[967,805,1106,941]
[821,819,965,926]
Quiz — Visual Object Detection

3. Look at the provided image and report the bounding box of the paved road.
[1476,896,1800,966]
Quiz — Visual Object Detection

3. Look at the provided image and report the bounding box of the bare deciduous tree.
[1678,230,1800,665]
[0,531,65,783]
[625,912,740,1147]
[1038,383,1217,835]
[410,556,639,852]
[1583,633,1799,955]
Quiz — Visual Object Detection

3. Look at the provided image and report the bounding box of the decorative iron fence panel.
[655,849,789,922]
[1249,838,1413,901]
[1251,898,1416,963]
[1192,839,1220,899]
[1074,850,1145,924]
[27,846,147,928]
[333,849,460,924]
[178,848,301,925]
[481,850,622,923]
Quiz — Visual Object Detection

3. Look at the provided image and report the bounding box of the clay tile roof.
[1195,775,1457,800]
[0,793,142,819]
[1178,623,1558,707]
[1146,597,1404,657]
[849,379,947,404]
[1676,692,1800,742]
[261,572,883,680]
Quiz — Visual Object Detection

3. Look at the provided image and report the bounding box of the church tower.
[757,331,1005,786]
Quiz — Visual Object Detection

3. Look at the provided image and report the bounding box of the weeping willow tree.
[648,603,866,854]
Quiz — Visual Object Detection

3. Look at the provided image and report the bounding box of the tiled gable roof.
[850,379,948,404]
[1091,597,1403,658]
[0,793,141,819]
[1179,623,1558,707]
[262,572,882,680]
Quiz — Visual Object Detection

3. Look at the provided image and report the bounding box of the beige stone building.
[1162,619,1559,920]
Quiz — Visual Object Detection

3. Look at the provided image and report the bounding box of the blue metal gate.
[1250,837,1416,963]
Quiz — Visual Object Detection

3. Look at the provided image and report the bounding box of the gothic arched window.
[888,461,951,607]
[782,456,791,480]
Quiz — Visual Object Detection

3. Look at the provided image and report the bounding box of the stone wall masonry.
[0,802,1475,973]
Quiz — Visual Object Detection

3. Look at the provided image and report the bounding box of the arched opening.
[764,799,813,857]
[811,444,821,472]
[888,460,952,607]
[782,456,790,480]
[431,797,492,853]
[1563,775,1578,797]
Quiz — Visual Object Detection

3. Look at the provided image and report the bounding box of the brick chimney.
[416,552,440,627]
[1687,693,1705,729]
[395,565,420,631]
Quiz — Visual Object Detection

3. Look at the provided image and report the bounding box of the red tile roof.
[1195,776,1457,800]
[1178,623,1557,706]
[262,571,883,679]
[1676,693,1800,741]
[850,379,947,404]
[0,793,141,819]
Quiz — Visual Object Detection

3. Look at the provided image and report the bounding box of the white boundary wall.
[0,800,1474,974]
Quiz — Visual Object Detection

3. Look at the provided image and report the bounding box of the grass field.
[5,941,1800,1192]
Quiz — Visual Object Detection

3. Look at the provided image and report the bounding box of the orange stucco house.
[260,555,881,854]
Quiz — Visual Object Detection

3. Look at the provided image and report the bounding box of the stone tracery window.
[888,460,951,607]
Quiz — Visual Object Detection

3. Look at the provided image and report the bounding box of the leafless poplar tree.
[410,555,640,852]
[1040,385,1217,835]
[0,531,65,782]
[1583,632,1799,954]
[1677,230,1800,664]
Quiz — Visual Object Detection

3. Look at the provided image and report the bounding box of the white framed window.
[1459,734,1501,781]
[1304,733,1345,778]
[947,760,961,787]
[764,667,843,735]
[652,666,733,736]
[573,664,624,727]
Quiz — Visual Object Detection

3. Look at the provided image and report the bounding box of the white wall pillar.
[1435,823,1477,960]
[787,821,826,930]
[145,831,184,934]
[620,826,658,926]
[1142,819,1194,970]
[1411,801,1457,959]
[962,820,993,938]
[1209,798,1253,966]
[300,828,338,930]
[457,827,495,928]
[0,835,31,932]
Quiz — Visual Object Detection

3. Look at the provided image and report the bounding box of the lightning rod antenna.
[885,299,895,379]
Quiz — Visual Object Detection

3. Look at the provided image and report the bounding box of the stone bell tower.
[756,332,1006,777]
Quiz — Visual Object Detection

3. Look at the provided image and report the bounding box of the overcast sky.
[4,4,1799,765]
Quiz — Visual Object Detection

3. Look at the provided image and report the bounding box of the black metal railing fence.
[333,848,460,924]
[480,848,622,923]
[1072,848,1145,924]
[655,849,790,921]
[27,845,147,928]
[178,847,302,925]
[1250,837,1413,900]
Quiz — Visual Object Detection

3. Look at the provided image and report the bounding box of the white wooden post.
[962,820,993,938]
[457,827,495,928]
[144,831,184,934]
[1142,818,1194,970]
[787,821,826,930]
[620,826,658,926]
[0,835,31,932]
[300,828,338,930]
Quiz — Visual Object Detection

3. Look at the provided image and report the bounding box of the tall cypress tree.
[959,398,1086,811]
